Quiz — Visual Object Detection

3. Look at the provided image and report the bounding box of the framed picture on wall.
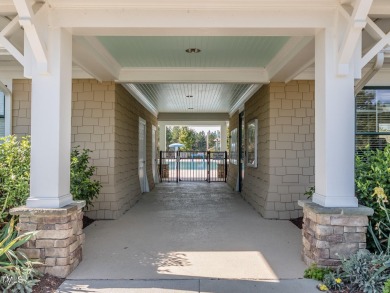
[230,128,238,165]
[247,119,258,168]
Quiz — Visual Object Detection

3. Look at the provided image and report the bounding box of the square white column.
[313,28,358,208]
[27,28,73,208]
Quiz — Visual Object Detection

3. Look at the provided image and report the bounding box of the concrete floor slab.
[58,279,320,293]
[68,183,307,280]
[58,280,200,293]
[199,279,320,293]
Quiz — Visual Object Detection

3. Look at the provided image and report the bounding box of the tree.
[178,127,196,150]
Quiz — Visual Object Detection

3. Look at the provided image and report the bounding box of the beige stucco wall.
[12,79,158,219]
[228,81,315,219]
[12,79,31,136]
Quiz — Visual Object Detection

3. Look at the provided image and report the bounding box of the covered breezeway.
[67,182,306,280]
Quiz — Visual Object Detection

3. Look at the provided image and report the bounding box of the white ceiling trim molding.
[266,36,313,80]
[284,58,314,83]
[119,67,269,84]
[73,36,121,82]
[122,83,158,117]
[293,66,315,80]
[229,84,262,117]
[158,114,229,122]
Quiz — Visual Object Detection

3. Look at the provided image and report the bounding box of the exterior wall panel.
[12,79,157,219]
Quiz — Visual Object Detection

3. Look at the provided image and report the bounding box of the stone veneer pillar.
[10,201,85,278]
[299,200,373,267]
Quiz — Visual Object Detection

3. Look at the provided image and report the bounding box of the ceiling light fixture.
[188,107,194,110]
[186,95,193,98]
[185,48,201,53]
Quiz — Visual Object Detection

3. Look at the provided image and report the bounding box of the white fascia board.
[50,8,335,34]
[119,67,268,84]
[73,36,120,82]
[122,83,158,117]
[49,0,337,10]
[293,66,315,80]
[229,84,262,117]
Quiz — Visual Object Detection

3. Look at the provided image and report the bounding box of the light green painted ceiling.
[98,36,289,67]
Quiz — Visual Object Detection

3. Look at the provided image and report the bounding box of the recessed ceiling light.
[185,48,201,53]
[186,95,193,98]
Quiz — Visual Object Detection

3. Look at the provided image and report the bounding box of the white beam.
[364,18,385,42]
[1,15,19,38]
[13,0,47,72]
[266,36,313,80]
[119,67,268,83]
[285,58,314,83]
[338,0,373,74]
[229,84,262,117]
[270,38,314,82]
[48,0,338,10]
[122,83,158,117]
[361,32,390,69]
[355,52,384,96]
[0,32,23,64]
[73,36,120,82]
[50,8,335,35]
[368,0,390,18]
[158,114,230,122]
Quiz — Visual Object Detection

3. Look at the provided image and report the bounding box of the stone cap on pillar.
[10,201,86,216]
[298,199,374,216]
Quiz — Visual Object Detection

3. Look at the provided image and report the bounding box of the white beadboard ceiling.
[109,36,282,114]
[126,83,255,113]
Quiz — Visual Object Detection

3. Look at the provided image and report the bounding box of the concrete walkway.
[61,183,318,292]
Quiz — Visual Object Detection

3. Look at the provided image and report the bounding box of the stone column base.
[10,201,85,278]
[298,200,373,267]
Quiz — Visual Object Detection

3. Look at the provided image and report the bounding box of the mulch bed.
[33,274,65,293]
[32,216,95,292]
[82,215,95,229]
[290,216,303,229]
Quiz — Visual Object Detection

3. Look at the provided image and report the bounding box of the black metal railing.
[159,151,227,183]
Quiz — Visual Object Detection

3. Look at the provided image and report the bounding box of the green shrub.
[304,263,332,281]
[368,186,390,254]
[336,250,390,293]
[383,279,390,293]
[355,145,390,252]
[304,186,315,199]
[322,271,343,292]
[70,147,101,209]
[0,136,101,221]
[0,218,40,292]
[0,136,31,222]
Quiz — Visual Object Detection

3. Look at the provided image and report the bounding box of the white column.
[220,122,228,151]
[159,123,167,151]
[312,28,358,208]
[27,28,73,208]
